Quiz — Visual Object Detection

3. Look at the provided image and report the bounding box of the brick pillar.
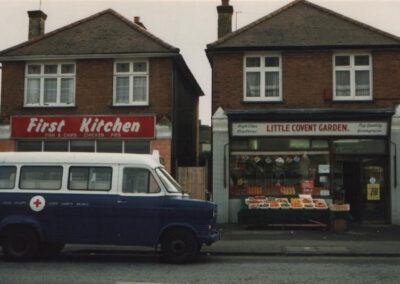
[151,139,172,173]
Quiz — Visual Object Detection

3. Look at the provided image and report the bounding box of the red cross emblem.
[30,195,45,212]
[33,199,42,208]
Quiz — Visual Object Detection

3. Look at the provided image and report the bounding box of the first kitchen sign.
[11,115,155,139]
[232,121,388,137]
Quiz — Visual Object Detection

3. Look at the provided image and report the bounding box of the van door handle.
[117,200,127,204]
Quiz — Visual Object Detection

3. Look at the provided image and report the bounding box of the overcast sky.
[1,0,400,125]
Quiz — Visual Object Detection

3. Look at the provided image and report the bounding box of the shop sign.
[11,115,155,139]
[367,184,380,201]
[232,121,387,137]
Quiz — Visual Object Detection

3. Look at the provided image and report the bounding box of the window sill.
[111,104,150,108]
[332,98,373,103]
[242,99,283,104]
[23,105,77,109]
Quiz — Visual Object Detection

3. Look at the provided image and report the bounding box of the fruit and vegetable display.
[244,195,346,211]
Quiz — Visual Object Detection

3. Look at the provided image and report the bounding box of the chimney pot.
[217,0,233,38]
[27,10,47,41]
[133,16,146,29]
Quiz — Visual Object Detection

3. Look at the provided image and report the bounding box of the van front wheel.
[2,227,39,261]
[161,228,198,264]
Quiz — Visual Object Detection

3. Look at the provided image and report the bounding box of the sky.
[1,0,400,125]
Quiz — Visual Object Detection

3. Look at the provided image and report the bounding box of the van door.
[116,166,163,245]
[58,166,117,243]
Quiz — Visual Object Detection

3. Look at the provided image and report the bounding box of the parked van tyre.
[161,228,198,264]
[2,227,39,261]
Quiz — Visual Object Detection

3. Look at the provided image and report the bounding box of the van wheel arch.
[1,224,40,261]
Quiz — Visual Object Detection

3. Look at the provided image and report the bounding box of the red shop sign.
[11,115,155,139]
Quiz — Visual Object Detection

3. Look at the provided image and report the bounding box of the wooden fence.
[177,167,207,200]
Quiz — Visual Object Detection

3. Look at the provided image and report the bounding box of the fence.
[177,167,207,200]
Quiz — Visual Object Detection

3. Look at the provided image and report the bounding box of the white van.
[0,151,219,263]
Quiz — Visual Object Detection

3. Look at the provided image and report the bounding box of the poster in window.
[367,184,380,201]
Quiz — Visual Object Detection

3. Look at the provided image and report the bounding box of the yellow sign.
[367,184,380,201]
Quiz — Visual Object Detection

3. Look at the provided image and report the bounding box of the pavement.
[201,223,400,257]
[3,223,400,258]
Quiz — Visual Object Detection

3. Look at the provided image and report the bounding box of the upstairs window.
[244,55,282,102]
[25,63,75,106]
[113,60,149,106]
[333,54,372,100]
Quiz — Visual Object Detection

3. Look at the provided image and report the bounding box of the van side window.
[20,166,63,190]
[0,166,17,189]
[122,168,160,194]
[69,167,112,191]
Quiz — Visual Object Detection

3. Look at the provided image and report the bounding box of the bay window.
[244,54,282,101]
[333,54,372,100]
[113,60,149,106]
[25,63,75,106]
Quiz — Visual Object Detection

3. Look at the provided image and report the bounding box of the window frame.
[121,167,161,195]
[333,53,373,101]
[24,62,76,107]
[19,165,63,190]
[113,60,149,106]
[243,54,282,102]
[68,166,113,192]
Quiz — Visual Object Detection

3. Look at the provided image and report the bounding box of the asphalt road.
[1,251,400,284]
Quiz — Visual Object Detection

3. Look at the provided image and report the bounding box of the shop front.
[226,110,393,225]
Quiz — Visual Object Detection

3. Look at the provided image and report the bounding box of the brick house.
[207,0,400,224]
[0,9,203,175]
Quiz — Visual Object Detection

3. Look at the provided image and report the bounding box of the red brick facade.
[1,58,173,119]
[151,139,171,173]
[212,50,400,113]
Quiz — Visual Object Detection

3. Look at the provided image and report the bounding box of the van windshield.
[155,167,183,193]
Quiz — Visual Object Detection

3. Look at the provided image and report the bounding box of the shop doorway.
[334,157,387,224]
[343,162,362,222]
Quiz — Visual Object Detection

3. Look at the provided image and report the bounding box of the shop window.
[97,140,123,153]
[333,54,372,100]
[0,166,17,189]
[244,54,282,102]
[113,60,149,106]
[68,167,112,191]
[230,152,330,197]
[122,168,160,194]
[25,63,75,107]
[333,139,386,154]
[20,166,63,190]
[125,140,150,154]
[17,140,42,151]
[70,140,95,152]
[44,140,69,152]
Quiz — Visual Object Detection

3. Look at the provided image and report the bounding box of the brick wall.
[0,140,15,151]
[0,58,173,119]
[212,50,400,114]
[151,139,171,173]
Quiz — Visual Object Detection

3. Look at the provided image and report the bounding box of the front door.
[116,166,164,245]
[361,158,386,224]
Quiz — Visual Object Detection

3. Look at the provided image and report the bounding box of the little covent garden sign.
[232,121,388,137]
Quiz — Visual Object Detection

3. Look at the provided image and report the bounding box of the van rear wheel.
[161,228,198,264]
[2,227,39,261]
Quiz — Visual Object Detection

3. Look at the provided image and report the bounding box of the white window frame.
[113,60,149,106]
[243,54,282,102]
[24,62,76,107]
[333,53,373,101]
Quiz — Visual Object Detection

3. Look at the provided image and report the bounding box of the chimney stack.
[28,10,47,40]
[217,0,233,38]
[134,16,146,30]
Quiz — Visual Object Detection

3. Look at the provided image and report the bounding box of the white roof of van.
[0,152,163,168]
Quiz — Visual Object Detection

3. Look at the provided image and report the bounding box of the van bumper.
[201,231,220,245]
